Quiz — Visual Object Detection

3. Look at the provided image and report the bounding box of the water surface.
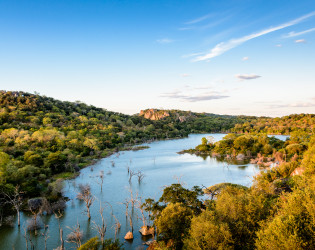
[0,134,283,249]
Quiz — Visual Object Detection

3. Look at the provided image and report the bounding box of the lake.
[0,133,288,249]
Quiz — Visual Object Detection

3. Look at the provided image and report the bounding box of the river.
[0,133,288,249]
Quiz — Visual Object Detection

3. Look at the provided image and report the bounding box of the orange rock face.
[139,109,170,120]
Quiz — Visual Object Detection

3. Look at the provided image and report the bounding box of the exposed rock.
[139,109,170,120]
[178,116,187,122]
[124,231,133,240]
[139,225,155,236]
[291,167,305,176]
[236,154,245,161]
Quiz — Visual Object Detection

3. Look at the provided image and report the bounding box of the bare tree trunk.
[60,228,64,250]
[17,210,20,227]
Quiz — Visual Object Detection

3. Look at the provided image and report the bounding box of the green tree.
[155,202,193,249]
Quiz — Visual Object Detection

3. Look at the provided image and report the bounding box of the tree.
[92,203,107,246]
[184,210,233,250]
[77,184,95,219]
[2,185,23,226]
[66,222,83,248]
[256,187,315,250]
[159,184,204,215]
[155,202,193,249]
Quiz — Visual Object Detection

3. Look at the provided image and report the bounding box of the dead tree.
[27,198,44,234]
[112,214,121,240]
[137,198,147,227]
[60,228,64,250]
[66,222,83,248]
[23,224,35,250]
[41,225,50,250]
[77,184,95,219]
[97,170,105,192]
[129,170,136,183]
[54,210,64,233]
[1,185,23,227]
[92,203,107,246]
[136,170,145,184]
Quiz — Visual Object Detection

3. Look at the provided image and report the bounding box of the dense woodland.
[231,114,315,134]
[0,91,314,249]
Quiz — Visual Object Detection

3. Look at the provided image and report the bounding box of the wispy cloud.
[268,102,315,108]
[242,56,249,61]
[193,11,315,62]
[156,38,174,44]
[161,85,229,102]
[235,74,261,80]
[285,27,315,37]
[276,44,283,47]
[295,39,306,43]
[161,91,229,102]
[185,14,213,25]
[182,52,204,58]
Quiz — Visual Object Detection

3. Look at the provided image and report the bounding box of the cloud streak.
[295,39,306,43]
[161,85,229,102]
[285,27,315,37]
[156,38,174,44]
[235,74,261,80]
[185,14,213,25]
[193,11,315,62]
[161,92,229,102]
[268,102,315,108]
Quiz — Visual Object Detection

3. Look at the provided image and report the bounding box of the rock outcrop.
[139,226,155,236]
[139,109,170,120]
[124,231,133,240]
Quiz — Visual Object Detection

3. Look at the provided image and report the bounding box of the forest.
[0,91,314,249]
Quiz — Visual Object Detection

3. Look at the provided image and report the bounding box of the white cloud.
[161,85,229,102]
[295,39,306,43]
[235,74,261,80]
[242,56,249,61]
[156,38,174,44]
[193,11,315,62]
[161,91,228,102]
[285,27,315,37]
[185,14,213,25]
[276,44,283,47]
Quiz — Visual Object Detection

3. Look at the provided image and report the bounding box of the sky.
[0,0,315,117]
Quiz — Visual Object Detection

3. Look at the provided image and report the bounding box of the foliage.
[184,210,233,250]
[78,236,101,250]
[155,203,193,249]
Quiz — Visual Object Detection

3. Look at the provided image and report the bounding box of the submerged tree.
[1,185,23,227]
[66,222,83,248]
[77,184,95,219]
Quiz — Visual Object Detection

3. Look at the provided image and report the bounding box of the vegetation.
[180,131,310,168]
[1,90,315,249]
[144,133,315,250]
[231,114,315,134]
[0,91,257,202]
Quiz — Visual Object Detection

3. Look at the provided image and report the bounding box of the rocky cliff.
[139,109,170,120]
[139,109,196,122]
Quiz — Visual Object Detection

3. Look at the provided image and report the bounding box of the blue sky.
[0,0,315,116]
